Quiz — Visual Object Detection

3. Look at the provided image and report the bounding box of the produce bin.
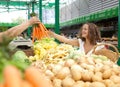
[22,48,34,57]
[17,45,34,57]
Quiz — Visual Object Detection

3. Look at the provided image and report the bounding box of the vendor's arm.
[0,17,40,42]
[48,30,79,47]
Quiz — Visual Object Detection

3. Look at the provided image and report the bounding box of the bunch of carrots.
[0,65,53,87]
[32,22,49,42]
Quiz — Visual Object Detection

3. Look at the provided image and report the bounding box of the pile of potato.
[43,57,120,87]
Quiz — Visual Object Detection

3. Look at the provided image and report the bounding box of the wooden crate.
[22,48,34,57]
[16,45,34,57]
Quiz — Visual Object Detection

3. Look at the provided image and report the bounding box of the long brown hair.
[78,23,101,45]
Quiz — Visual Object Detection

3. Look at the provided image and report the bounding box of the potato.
[86,65,95,72]
[53,79,62,87]
[92,75,102,82]
[52,64,62,75]
[110,75,120,84]
[56,67,71,80]
[94,67,102,72]
[102,79,114,87]
[76,81,84,85]
[112,68,120,75]
[82,70,93,81]
[95,72,102,76]
[80,63,88,69]
[64,59,75,67]
[62,77,75,87]
[86,57,95,65]
[94,63,103,72]
[45,70,54,80]
[84,82,91,87]
[101,65,110,73]
[72,81,84,87]
[76,57,87,64]
[102,69,112,79]
[112,72,116,76]
[71,64,82,81]
[89,82,106,87]
[108,84,120,87]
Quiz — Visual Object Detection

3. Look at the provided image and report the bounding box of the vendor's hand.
[28,16,40,25]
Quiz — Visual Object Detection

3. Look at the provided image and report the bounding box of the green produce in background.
[12,50,29,63]
[0,37,31,82]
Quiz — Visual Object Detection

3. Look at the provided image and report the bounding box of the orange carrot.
[25,67,53,87]
[41,23,48,31]
[32,22,49,42]
[22,80,33,87]
[39,23,49,37]
[3,65,22,87]
[0,83,4,87]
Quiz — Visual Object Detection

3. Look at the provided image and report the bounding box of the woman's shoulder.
[78,38,84,43]
[78,38,85,48]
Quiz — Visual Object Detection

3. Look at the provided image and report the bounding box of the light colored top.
[78,39,104,56]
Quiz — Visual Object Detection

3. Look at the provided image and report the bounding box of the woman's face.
[81,24,89,38]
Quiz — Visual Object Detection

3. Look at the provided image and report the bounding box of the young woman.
[0,16,40,42]
[48,23,104,55]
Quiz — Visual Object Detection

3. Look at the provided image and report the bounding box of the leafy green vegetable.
[12,50,28,63]
[0,37,31,82]
[11,50,31,71]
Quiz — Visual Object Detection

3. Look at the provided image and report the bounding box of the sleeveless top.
[78,39,104,56]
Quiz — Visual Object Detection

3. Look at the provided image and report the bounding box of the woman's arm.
[48,30,79,47]
[0,17,40,42]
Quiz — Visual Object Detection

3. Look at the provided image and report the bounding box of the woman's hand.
[28,16,40,25]
[47,30,55,37]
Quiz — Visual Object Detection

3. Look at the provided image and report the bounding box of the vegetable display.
[41,57,120,87]
[1,32,120,87]
[0,38,53,87]
[29,37,75,64]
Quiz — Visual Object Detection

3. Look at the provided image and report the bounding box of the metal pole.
[117,0,120,66]
[55,0,60,34]
[39,0,42,22]
[118,0,120,52]
[27,4,31,38]
[32,1,35,12]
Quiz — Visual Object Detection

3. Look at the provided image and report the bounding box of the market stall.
[0,0,120,87]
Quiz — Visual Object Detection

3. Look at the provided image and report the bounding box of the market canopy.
[0,0,70,13]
